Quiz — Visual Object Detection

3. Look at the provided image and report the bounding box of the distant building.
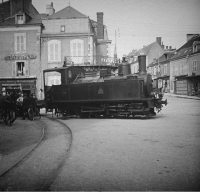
[170,34,200,95]
[128,37,165,74]
[147,52,175,93]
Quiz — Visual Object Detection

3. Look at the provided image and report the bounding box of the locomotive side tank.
[43,55,167,118]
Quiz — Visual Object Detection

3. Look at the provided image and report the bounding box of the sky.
[32,0,200,58]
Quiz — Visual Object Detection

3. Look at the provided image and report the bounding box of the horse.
[0,92,18,125]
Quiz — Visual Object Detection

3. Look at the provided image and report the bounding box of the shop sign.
[4,54,37,60]
[1,80,35,83]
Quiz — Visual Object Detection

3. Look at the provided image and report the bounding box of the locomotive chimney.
[138,55,147,75]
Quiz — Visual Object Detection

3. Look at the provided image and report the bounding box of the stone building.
[40,4,113,86]
[170,34,200,95]
[0,0,43,98]
[0,1,113,98]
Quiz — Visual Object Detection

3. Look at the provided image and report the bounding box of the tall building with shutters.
[0,0,44,98]
[40,4,113,87]
[0,1,113,98]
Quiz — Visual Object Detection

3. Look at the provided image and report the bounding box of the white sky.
[32,0,200,58]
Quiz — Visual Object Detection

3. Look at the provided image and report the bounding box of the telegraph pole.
[114,30,117,62]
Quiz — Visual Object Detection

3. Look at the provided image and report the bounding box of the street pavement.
[0,93,199,188]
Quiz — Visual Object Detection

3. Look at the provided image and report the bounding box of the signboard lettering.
[5,54,37,60]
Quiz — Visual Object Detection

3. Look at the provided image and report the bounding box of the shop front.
[0,78,36,97]
[174,76,188,95]
[187,75,200,96]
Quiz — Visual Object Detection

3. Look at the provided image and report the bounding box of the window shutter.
[73,43,76,56]
[58,41,61,62]
[17,36,20,52]
[25,61,29,76]
[78,43,81,56]
[55,43,58,61]
[12,62,16,77]
[49,43,54,61]
[23,34,26,52]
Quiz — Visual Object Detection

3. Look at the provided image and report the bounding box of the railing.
[64,56,119,66]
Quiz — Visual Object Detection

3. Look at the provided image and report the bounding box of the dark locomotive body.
[43,55,167,118]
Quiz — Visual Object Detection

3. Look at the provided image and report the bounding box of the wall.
[42,18,89,34]
[147,43,164,66]
[0,26,42,97]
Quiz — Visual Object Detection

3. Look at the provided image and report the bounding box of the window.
[164,64,167,75]
[15,33,26,53]
[47,76,61,86]
[70,39,84,64]
[193,60,197,72]
[48,40,61,62]
[12,61,29,77]
[17,15,24,24]
[61,25,65,32]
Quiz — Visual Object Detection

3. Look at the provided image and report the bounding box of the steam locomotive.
[43,55,167,118]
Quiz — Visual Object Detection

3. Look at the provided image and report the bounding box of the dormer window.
[16,14,24,24]
[193,41,200,53]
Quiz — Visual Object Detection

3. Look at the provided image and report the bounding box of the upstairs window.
[61,25,65,32]
[193,42,200,52]
[17,15,24,24]
[14,33,26,53]
[48,40,61,62]
[193,60,197,72]
[12,61,29,77]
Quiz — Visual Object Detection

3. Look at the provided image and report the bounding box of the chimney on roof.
[97,12,104,39]
[187,34,199,42]
[46,2,55,16]
[156,37,162,46]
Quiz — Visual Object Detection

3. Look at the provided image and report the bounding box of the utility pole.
[114,30,117,62]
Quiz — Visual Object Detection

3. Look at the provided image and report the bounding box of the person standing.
[22,93,29,120]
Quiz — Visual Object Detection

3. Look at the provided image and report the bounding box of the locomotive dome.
[118,57,131,76]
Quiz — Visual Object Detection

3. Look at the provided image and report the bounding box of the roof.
[128,42,158,57]
[0,13,44,26]
[0,3,43,26]
[136,42,155,56]
[47,6,87,19]
[171,35,200,60]
[148,52,175,67]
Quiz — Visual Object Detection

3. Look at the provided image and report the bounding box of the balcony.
[64,56,119,66]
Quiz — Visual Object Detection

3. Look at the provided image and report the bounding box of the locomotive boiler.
[43,55,167,118]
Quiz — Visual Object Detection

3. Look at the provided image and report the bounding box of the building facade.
[0,1,113,99]
[128,37,165,74]
[40,4,113,87]
[147,52,174,93]
[0,0,43,98]
[170,34,200,95]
